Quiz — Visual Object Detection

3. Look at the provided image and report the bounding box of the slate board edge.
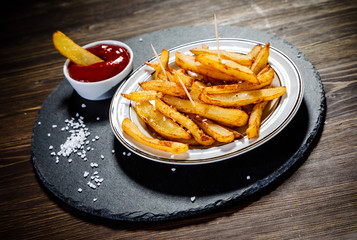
[31,25,326,222]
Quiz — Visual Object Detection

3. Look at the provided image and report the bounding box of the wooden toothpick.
[150,43,195,107]
[150,43,168,80]
[214,14,221,59]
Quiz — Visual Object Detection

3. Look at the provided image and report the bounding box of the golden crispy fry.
[195,54,259,84]
[144,62,164,80]
[139,80,187,98]
[246,101,269,139]
[189,114,235,143]
[202,66,274,94]
[190,48,253,66]
[202,44,209,49]
[175,52,238,82]
[122,118,189,154]
[53,31,103,66]
[144,49,170,80]
[121,90,163,101]
[171,69,194,87]
[159,49,170,70]
[224,127,244,139]
[199,86,286,107]
[189,81,207,102]
[247,44,262,61]
[135,101,191,140]
[251,43,270,75]
[162,95,249,127]
[155,99,215,145]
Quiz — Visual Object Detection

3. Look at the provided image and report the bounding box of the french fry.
[190,48,253,66]
[53,31,103,66]
[155,99,215,146]
[139,80,187,98]
[135,101,192,140]
[251,43,270,75]
[189,114,235,143]
[195,54,259,84]
[122,118,189,154]
[247,44,262,61]
[121,90,163,101]
[202,65,274,94]
[199,86,286,107]
[162,95,249,127]
[246,101,269,139]
[189,81,207,102]
[171,69,194,87]
[175,52,238,82]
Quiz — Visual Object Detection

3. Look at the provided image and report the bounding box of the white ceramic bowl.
[63,40,133,100]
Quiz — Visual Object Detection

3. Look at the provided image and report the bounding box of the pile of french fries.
[121,43,286,154]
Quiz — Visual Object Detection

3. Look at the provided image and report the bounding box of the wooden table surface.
[1,0,356,239]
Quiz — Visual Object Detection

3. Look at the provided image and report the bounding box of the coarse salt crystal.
[246,175,251,180]
[96,117,100,121]
[38,122,41,125]
[112,150,115,154]
[127,152,131,156]
[68,159,72,163]
[84,171,89,178]
[123,152,126,155]
[191,196,196,202]
[78,188,83,193]
[48,133,51,137]
[93,198,97,202]
[171,168,176,172]
[52,125,57,128]
[81,104,86,108]
[100,155,104,159]
[88,182,96,189]
[49,145,53,150]
[90,162,98,168]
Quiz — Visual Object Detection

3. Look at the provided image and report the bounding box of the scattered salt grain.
[38,122,41,125]
[84,171,89,178]
[170,155,175,159]
[88,181,97,189]
[139,38,143,42]
[49,145,54,150]
[246,175,251,180]
[191,196,196,202]
[90,162,98,168]
[123,152,126,156]
[96,117,100,121]
[171,168,176,172]
[78,188,83,193]
[47,133,51,137]
[68,159,72,163]
[100,155,104,159]
[52,125,57,128]
[127,152,131,156]
[112,150,115,154]
[81,104,86,108]
[93,198,97,202]
[93,171,98,175]
[95,136,99,140]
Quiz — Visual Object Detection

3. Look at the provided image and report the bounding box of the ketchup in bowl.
[68,44,130,82]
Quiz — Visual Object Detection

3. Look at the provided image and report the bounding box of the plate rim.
[110,38,304,165]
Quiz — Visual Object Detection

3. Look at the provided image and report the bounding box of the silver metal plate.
[110,38,303,165]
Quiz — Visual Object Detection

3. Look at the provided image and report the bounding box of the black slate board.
[31,25,326,221]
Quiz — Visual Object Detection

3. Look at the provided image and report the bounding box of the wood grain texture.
[1,0,356,239]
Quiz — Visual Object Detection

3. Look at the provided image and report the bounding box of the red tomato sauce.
[68,44,130,82]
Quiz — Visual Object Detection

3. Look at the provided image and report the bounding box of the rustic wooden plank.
[0,0,356,239]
